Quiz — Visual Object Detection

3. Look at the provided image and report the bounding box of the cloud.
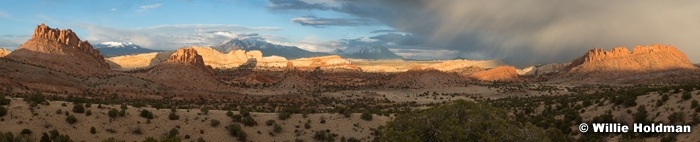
[0,11,9,19]
[138,3,162,12]
[268,0,700,66]
[78,24,282,50]
[110,8,117,11]
[267,0,330,10]
[291,16,370,27]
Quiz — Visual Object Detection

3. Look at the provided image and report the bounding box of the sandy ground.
[0,98,388,142]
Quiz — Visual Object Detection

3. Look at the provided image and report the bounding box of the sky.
[1,0,700,66]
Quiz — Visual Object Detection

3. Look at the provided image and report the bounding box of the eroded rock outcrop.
[5,24,109,76]
[469,66,520,81]
[567,44,696,73]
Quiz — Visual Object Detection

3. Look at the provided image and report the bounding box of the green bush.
[273,123,283,133]
[168,112,179,120]
[361,111,373,121]
[265,120,276,126]
[108,109,119,118]
[683,92,693,101]
[200,108,209,115]
[140,110,154,119]
[210,119,220,127]
[381,100,553,141]
[692,100,699,108]
[72,103,85,113]
[0,107,6,117]
[226,110,233,117]
[668,112,685,124]
[240,109,251,117]
[66,115,77,124]
[227,124,247,141]
[231,114,242,122]
[242,116,257,126]
[278,111,291,120]
[90,126,97,134]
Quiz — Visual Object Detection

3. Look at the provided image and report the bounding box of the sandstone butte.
[140,47,225,90]
[165,47,215,74]
[468,66,520,81]
[566,44,697,73]
[5,24,109,76]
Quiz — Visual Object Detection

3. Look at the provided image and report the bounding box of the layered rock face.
[165,48,214,74]
[0,48,10,57]
[567,44,696,73]
[5,24,109,75]
[469,66,520,81]
[141,47,222,90]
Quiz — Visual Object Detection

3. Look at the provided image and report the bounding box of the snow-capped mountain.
[213,38,329,59]
[93,42,161,57]
[332,46,403,60]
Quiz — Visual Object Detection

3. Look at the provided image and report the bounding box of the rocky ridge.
[567,44,696,72]
[4,24,109,75]
[468,66,520,81]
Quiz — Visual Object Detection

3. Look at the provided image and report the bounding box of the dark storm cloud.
[269,0,700,66]
[369,33,425,46]
[291,16,370,27]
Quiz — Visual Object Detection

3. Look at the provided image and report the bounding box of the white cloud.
[0,11,9,19]
[138,3,162,12]
[78,24,282,50]
[110,8,117,11]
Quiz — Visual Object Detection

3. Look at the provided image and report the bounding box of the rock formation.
[140,47,223,90]
[469,66,520,81]
[564,44,699,83]
[0,48,10,57]
[567,44,696,72]
[5,24,109,76]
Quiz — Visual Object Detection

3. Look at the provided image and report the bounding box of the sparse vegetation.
[210,119,220,127]
[140,110,154,119]
[361,111,373,121]
[66,115,77,124]
[227,124,247,141]
[168,112,179,120]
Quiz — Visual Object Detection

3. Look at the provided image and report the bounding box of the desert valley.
[1,23,700,142]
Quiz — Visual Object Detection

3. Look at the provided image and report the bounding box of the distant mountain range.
[94,42,161,57]
[213,38,330,59]
[332,46,404,60]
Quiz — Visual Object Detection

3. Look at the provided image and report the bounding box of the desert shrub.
[72,103,85,113]
[66,115,77,124]
[634,105,650,124]
[91,126,97,134]
[265,120,276,126]
[693,100,699,108]
[108,109,119,118]
[210,119,220,127]
[231,114,242,122]
[361,111,373,121]
[313,130,335,142]
[662,94,669,102]
[200,108,209,115]
[0,107,6,117]
[41,133,51,142]
[278,111,291,120]
[86,110,92,116]
[119,109,126,116]
[167,128,179,138]
[342,110,351,118]
[120,104,128,110]
[320,117,326,124]
[381,100,553,141]
[168,113,179,120]
[683,92,693,101]
[0,94,10,105]
[97,104,103,109]
[140,110,154,119]
[240,109,251,117]
[197,137,205,142]
[226,110,233,117]
[304,121,311,129]
[242,116,257,126]
[273,123,283,133]
[668,112,685,124]
[227,124,247,141]
[20,129,31,135]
